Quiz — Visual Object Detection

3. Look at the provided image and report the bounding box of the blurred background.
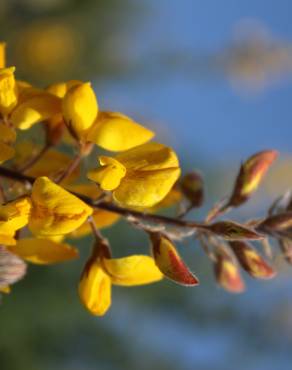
[1,1,292,369]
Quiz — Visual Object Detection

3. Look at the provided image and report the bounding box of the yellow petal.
[151,234,199,286]
[46,80,82,98]
[114,167,181,208]
[11,92,62,130]
[7,238,78,264]
[150,186,182,212]
[87,156,126,191]
[0,42,6,69]
[78,259,111,316]
[102,255,163,286]
[0,197,31,235]
[0,142,15,164]
[70,209,120,238]
[87,111,154,152]
[29,177,93,236]
[62,82,98,138]
[26,148,80,183]
[116,142,179,171]
[0,67,18,116]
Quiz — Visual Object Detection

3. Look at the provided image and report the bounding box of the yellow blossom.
[11,88,62,130]
[29,177,93,236]
[62,82,98,139]
[7,238,79,265]
[87,142,181,208]
[79,251,162,316]
[0,67,18,117]
[87,111,154,152]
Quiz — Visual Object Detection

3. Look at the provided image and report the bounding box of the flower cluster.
[0,42,291,316]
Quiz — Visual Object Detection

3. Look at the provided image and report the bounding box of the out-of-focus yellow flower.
[0,197,31,245]
[87,142,181,208]
[0,67,18,117]
[0,42,6,69]
[87,111,154,152]
[79,251,162,316]
[0,122,16,164]
[14,142,80,183]
[29,177,93,236]
[7,238,79,265]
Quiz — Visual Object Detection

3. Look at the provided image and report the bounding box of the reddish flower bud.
[256,212,292,236]
[214,252,245,293]
[228,150,278,207]
[150,233,199,286]
[229,241,276,279]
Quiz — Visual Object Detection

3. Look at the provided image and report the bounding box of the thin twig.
[0,165,205,230]
[54,153,81,184]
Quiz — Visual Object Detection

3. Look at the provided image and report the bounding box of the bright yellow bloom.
[79,252,163,316]
[29,177,93,236]
[87,142,181,208]
[0,197,31,245]
[11,88,62,130]
[7,238,79,264]
[47,80,82,98]
[87,111,154,152]
[62,82,98,139]
[0,67,18,117]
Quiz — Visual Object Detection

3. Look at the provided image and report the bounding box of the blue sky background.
[93,2,292,369]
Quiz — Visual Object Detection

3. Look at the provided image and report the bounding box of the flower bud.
[180,171,204,207]
[205,221,263,240]
[229,241,276,279]
[228,150,278,207]
[214,252,245,293]
[150,233,199,286]
[62,82,98,139]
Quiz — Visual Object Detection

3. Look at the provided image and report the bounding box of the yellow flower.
[0,122,16,164]
[62,82,98,139]
[0,67,18,117]
[7,238,79,265]
[87,142,181,208]
[11,87,62,130]
[79,250,163,316]
[62,81,154,150]
[0,197,32,245]
[86,111,154,152]
[29,177,93,236]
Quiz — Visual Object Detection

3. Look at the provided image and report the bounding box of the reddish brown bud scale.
[180,171,204,208]
[150,233,199,286]
[214,253,245,293]
[228,150,278,207]
[229,241,276,279]
[205,221,263,240]
[0,246,27,288]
